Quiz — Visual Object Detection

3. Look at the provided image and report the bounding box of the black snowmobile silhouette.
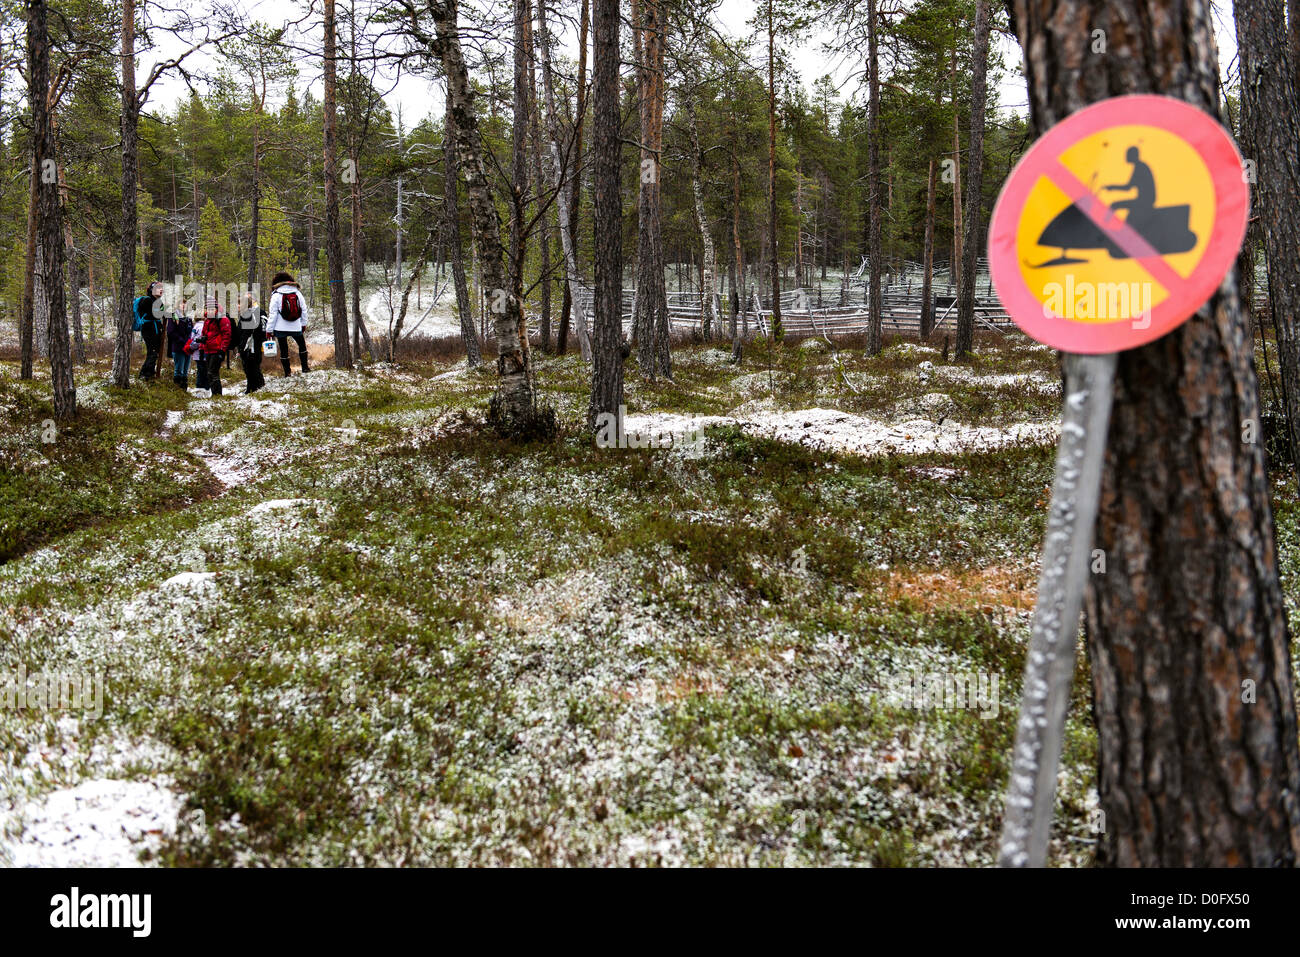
[1027,147,1198,268]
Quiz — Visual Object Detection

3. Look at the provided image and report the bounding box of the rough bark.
[864,0,883,354]
[1236,0,1300,495]
[1016,0,1300,867]
[28,0,74,417]
[955,0,990,358]
[949,54,963,295]
[921,157,936,340]
[588,0,623,426]
[732,144,744,362]
[108,0,138,387]
[766,0,782,341]
[633,0,670,376]
[323,0,354,369]
[20,153,37,379]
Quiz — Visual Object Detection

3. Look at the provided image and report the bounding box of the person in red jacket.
[199,296,233,396]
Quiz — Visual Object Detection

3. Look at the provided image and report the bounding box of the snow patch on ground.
[246,498,327,517]
[932,366,1059,393]
[3,778,181,867]
[160,409,184,436]
[625,406,1056,458]
[161,571,216,588]
[192,447,256,488]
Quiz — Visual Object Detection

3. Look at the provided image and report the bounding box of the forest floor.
[2,334,1298,866]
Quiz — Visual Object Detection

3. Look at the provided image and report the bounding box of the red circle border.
[987,94,1249,354]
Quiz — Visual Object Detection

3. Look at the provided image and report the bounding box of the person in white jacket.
[267,271,310,376]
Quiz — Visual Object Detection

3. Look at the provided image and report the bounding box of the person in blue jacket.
[136,280,166,381]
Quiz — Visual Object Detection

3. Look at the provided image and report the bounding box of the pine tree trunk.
[20,154,37,379]
[588,0,624,426]
[323,0,354,369]
[443,107,480,368]
[921,157,936,340]
[108,0,138,388]
[1236,0,1300,495]
[28,0,74,417]
[633,0,670,377]
[766,1,782,342]
[864,0,883,355]
[1015,0,1300,867]
[949,54,962,295]
[732,146,744,362]
[955,0,990,358]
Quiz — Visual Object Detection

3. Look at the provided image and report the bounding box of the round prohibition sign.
[987,94,1249,353]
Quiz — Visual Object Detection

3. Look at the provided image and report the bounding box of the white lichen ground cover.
[0,336,1120,867]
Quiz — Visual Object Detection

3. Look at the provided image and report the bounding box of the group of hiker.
[133,272,312,396]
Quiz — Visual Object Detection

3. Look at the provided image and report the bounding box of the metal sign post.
[997,351,1116,867]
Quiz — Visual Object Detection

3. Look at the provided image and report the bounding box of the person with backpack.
[186,310,208,391]
[167,299,194,389]
[267,272,309,376]
[197,296,232,396]
[235,291,267,395]
[134,281,166,381]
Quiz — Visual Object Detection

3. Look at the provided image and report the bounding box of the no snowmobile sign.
[987,94,1249,353]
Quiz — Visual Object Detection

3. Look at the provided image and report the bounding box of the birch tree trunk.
[443,106,480,367]
[347,16,377,362]
[536,0,592,361]
[509,0,529,356]
[684,93,719,340]
[1015,0,1300,866]
[431,0,534,425]
[323,0,354,369]
[523,0,553,352]
[955,0,989,358]
[557,0,589,357]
